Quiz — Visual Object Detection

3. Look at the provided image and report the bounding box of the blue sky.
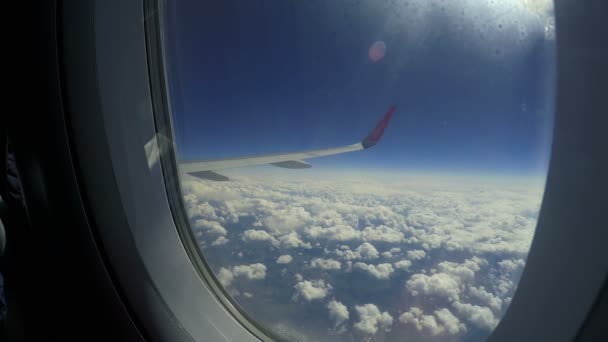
[163,0,555,176]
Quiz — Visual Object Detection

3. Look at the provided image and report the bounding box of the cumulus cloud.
[310,258,342,270]
[232,263,267,280]
[494,277,515,297]
[403,186,540,256]
[211,236,229,246]
[452,301,498,330]
[182,174,543,338]
[468,286,503,311]
[407,249,426,260]
[353,262,394,279]
[498,258,526,273]
[435,308,468,335]
[261,206,313,233]
[407,272,462,301]
[219,263,267,287]
[183,172,540,260]
[356,242,380,260]
[327,300,349,327]
[438,257,487,281]
[194,219,227,236]
[303,225,404,244]
[360,226,405,243]
[277,232,312,249]
[276,255,293,264]
[399,307,442,336]
[293,279,332,302]
[217,267,234,287]
[399,307,466,336]
[406,257,488,302]
[335,247,360,261]
[394,259,412,271]
[241,229,278,246]
[332,243,383,262]
[304,225,361,242]
[354,304,394,334]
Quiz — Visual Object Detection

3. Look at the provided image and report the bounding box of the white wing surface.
[181,105,396,181]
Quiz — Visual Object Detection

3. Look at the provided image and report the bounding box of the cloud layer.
[182,172,542,341]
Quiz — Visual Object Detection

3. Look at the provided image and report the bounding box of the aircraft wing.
[181,105,396,181]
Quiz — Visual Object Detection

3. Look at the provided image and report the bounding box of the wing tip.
[362,105,396,149]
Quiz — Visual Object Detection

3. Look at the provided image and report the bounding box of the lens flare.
[368,41,386,62]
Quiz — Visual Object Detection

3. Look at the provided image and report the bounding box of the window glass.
[162,1,555,341]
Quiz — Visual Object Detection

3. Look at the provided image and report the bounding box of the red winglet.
[362,105,396,148]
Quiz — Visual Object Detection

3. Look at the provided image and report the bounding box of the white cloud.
[468,286,503,311]
[399,307,443,336]
[333,243,383,262]
[356,242,380,260]
[360,226,405,243]
[498,258,525,273]
[435,308,467,335]
[232,263,267,280]
[406,257,488,302]
[310,258,342,270]
[194,219,227,236]
[182,174,543,337]
[276,255,293,264]
[183,173,541,260]
[399,307,466,336]
[353,262,394,280]
[335,247,360,261]
[243,292,253,298]
[303,225,404,244]
[277,232,312,249]
[394,260,412,271]
[435,257,486,283]
[304,225,361,242]
[354,304,394,334]
[211,236,229,246]
[241,229,278,246]
[217,267,234,287]
[261,206,313,233]
[293,279,332,302]
[407,272,462,301]
[494,277,515,297]
[407,249,426,260]
[327,300,349,327]
[402,186,540,256]
[452,301,498,330]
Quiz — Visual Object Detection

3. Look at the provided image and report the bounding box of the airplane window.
[161,0,555,341]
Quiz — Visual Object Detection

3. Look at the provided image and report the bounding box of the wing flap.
[187,170,230,181]
[270,160,311,169]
